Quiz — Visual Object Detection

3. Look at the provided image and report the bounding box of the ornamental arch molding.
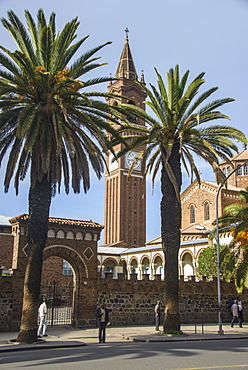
[8,214,103,330]
[180,249,194,261]
[152,253,164,264]
[140,254,151,265]
[43,244,88,278]
[102,257,118,266]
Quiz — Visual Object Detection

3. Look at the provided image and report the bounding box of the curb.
[122,334,248,343]
[0,341,86,353]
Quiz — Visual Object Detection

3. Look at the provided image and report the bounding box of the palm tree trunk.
[161,143,182,331]
[17,176,51,343]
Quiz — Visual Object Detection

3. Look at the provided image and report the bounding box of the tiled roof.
[100,240,132,248]
[227,150,248,162]
[203,180,243,192]
[220,150,248,164]
[98,238,209,256]
[9,214,104,229]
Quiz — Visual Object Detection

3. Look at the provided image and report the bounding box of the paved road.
[1,338,248,370]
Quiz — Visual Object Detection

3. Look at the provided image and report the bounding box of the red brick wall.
[181,183,216,229]
[41,256,73,286]
[0,233,14,269]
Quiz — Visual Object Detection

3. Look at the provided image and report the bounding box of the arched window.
[127,100,136,123]
[182,253,194,277]
[62,260,73,276]
[66,231,74,239]
[57,230,65,238]
[75,232,83,240]
[131,259,138,274]
[204,202,210,220]
[47,229,55,238]
[227,166,231,175]
[142,257,150,275]
[85,232,92,241]
[222,167,226,177]
[104,260,115,273]
[237,165,242,176]
[190,205,195,223]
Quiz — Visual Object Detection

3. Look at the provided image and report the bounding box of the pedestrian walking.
[96,302,109,343]
[237,296,244,324]
[229,298,235,319]
[155,300,161,331]
[37,297,48,338]
[230,300,242,328]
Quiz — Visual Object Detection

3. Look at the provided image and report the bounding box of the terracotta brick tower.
[104,31,147,246]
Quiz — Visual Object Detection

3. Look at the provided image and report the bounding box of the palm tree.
[218,188,248,291]
[0,9,126,343]
[117,65,247,331]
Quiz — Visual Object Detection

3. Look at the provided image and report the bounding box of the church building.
[1,34,248,283]
[0,34,247,331]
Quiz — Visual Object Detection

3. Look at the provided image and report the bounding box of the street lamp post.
[215,160,248,335]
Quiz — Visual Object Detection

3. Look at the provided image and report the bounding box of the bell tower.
[104,31,147,246]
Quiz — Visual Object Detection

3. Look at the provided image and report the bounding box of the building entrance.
[41,280,74,325]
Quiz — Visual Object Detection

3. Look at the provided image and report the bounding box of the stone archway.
[42,245,89,327]
[9,215,103,329]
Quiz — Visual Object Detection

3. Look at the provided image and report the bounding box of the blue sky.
[0,0,247,244]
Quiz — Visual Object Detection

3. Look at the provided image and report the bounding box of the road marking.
[175,366,248,370]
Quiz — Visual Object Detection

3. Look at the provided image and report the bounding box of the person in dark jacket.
[96,302,109,343]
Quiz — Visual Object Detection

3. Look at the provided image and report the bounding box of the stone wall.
[97,273,248,326]
[0,233,14,269]
[1,270,247,331]
[0,275,13,331]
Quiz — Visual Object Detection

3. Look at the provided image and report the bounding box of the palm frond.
[1,11,37,65]
[39,25,54,70]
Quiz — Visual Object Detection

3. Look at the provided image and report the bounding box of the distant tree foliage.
[196,244,235,281]
[218,187,248,291]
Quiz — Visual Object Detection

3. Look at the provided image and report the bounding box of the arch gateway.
[9,214,103,330]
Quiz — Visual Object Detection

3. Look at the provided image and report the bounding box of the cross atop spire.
[124,27,129,39]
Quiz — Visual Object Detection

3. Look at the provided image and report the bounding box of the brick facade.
[104,34,147,247]
[0,233,13,270]
[5,214,103,330]
[181,179,245,230]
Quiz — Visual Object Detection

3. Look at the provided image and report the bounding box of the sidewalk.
[0,323,248,352]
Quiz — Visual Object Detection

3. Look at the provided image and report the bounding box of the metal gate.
[41,281,74,325]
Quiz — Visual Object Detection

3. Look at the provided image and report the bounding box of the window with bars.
[237,165,242,176]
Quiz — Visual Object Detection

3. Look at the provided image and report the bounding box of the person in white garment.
[37,297,48,338]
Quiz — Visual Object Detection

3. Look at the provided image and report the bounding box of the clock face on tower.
[125,152,141,171]
[108,152,119,172]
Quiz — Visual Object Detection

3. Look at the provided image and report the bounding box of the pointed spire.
[115,28,137,80]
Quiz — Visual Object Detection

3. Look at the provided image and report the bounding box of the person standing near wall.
[96,302,109,343]
[37,297,48,338]
[155,300,161,332]
[230,300,242,328]
[237,296,244,324]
